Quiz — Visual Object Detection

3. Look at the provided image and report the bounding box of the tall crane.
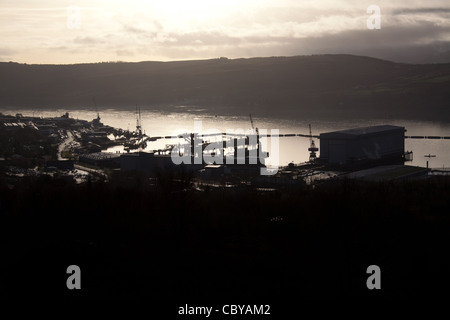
[308,124,318,162]
[124,105,148,151]
[136,104,142,139]
[249,113,260,150]
[249,113,258,135]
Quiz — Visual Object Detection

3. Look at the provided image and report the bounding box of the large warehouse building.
[319,125,405,166]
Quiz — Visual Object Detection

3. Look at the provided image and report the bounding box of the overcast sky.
[1,0,449,64]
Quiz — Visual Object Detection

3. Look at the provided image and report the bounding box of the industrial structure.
[319,125,405,166]
[79,152,121,168]
[308,124,318,162]
[6,107,447,187]
[120,152,186,174]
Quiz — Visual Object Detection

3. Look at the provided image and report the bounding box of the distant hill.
[1,54,449,121]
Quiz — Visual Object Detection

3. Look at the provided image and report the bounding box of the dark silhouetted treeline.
[0,174,449,300]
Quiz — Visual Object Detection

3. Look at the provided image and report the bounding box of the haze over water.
[3,107,450,169]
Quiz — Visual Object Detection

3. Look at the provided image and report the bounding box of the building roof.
[120,151,155,158]
[79,152,121,161]
[342,165,428,181]
[320,125,404,139]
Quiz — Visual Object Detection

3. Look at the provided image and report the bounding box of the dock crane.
[308,124,319,162]
[249,114,258,135]
[136,104,143,140]
[249,113,260,150]
[124,105,148,151]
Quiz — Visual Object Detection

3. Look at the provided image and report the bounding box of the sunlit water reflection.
[3,108,450,169]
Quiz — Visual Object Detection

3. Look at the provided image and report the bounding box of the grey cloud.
[49,46,69,51]
[123,25,147,34]
[125,30,240,47]
[73,36,104,45]
[168,31,242,46]
[260,22,450,63]
[0,48,17,55]
[145,31,291,49]
[328,20,450,47]
[249,6,360,25]
[158,19,450,49]
[48,44,94,55]
[116,49,135,57]
[149,19,450,63]
[123,20,163,34]
[392,7,450,15]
